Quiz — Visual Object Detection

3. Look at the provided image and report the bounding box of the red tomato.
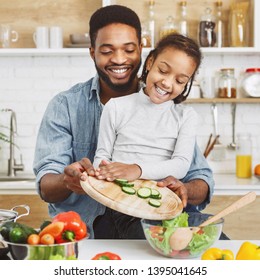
[91,252,121,260]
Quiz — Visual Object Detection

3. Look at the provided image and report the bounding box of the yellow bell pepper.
[236,241,260,260]
[201,248,234,260]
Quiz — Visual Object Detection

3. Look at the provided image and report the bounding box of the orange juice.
[236,155,252,178]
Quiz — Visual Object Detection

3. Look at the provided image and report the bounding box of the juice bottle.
[236,133,252,178]
[236,155,252,178]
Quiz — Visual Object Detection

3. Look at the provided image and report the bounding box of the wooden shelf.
[185,98,260,104]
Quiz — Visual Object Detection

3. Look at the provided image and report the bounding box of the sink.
[0,175,35,182]
[0,174,36,194]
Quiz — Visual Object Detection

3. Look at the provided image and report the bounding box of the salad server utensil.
[170,192,256,250]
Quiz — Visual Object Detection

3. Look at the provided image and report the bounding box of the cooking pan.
[0,204,30,226]
[0,205,30,258]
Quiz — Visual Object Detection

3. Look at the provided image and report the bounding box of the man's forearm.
[184,179,209,206]
[40,173,72,203]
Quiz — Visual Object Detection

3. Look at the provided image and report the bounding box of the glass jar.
[141,22,152,48]
[215,0,224,48]
[241,68,260,98]
[217,68,237,98]
[148,0,155,48]
[178,1,189,37]
[160,16,178,40]
[198,7,216,47]
[229,2,249,47]
[236,133,252,178]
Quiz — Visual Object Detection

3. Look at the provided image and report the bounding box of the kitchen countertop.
[213,174,260,195]
[78,239,258,260]
[2,239,258,260]
[0,173,36,194]
[0,174,259,195]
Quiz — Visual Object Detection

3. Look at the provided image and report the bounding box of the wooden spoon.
[170,192,256,251]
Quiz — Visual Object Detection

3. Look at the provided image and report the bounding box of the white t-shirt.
[93,88,198,180]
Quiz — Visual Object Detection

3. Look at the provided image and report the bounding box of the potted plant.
[0,109,11,147]
[0,127,10,144]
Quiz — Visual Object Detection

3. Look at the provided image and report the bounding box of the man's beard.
[94,61,141,93]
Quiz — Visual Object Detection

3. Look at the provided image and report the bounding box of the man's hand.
[63,158,96,194]
[95,160,142,181]
[157,176,188,208]
[40,158,96,202]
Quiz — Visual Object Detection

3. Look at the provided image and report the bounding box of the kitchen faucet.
[7,109,24,177]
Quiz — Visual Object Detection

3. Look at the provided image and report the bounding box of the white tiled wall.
[0,52,260,176]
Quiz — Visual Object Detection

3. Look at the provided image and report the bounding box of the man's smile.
[107,66,131,79]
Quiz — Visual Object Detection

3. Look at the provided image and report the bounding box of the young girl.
[93,33,202,182]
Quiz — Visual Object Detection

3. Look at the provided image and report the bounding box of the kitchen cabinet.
[202,195,260,240]
[202,174,260,240]
[0,194,259,239]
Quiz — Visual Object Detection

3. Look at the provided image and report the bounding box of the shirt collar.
[89,75,143,102]
[89,74,101,101]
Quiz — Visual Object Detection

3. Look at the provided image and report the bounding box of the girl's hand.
[95,160,142,182]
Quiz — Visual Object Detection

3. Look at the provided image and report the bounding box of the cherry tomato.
[27,234,40,245]
[40,233,55,245]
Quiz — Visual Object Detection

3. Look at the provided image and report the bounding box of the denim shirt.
[33,75,214,239]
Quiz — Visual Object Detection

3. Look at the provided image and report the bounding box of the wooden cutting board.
[80,172,183,220]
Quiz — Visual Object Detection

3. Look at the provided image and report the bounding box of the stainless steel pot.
[0,205,30,226]
[3,239,83,260]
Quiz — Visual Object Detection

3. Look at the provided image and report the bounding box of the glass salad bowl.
[141,212,223,259]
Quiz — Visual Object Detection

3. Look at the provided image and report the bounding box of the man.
[33,5,214,239]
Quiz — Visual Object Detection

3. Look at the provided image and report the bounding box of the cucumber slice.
[148,199,161,208]
[114,179,128,184]
[120,182,135,188]
[137,187,152,198]
[114,179,134,188]
[150,189,162,199]
[122,186,136,195]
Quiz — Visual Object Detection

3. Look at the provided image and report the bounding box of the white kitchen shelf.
[200,47,260,55]
[0,46,260,57]
[0,48,91,57]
